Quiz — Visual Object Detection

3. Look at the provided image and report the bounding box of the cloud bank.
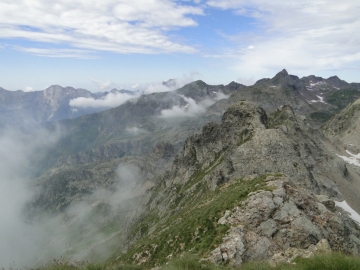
[160,93,229,118]
[70,71,202,110]
[140,71,202,94]
[69,92,135,109]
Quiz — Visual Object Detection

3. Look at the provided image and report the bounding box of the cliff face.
[0,86,90,127]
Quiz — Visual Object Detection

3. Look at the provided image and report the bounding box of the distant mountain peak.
[280,69,288,75]
[270,69,296,85]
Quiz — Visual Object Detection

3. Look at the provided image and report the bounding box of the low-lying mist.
[0,126,145,268]
[160,93,229,118]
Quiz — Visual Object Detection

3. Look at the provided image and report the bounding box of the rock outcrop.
[160,101,345,207]
[208,175,360,266]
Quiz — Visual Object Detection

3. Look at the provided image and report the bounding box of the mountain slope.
[31,86,232,211]
[112,101,360,267]
[321,98,360,213]
[30,71,360,215]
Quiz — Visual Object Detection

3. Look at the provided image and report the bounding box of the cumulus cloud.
[23,86,34,92]
[139,71,202,94]
[69,71,202,110]
[160,93,228,118]
[237,76,255,86]
[0,1,203,54]
[206,0,360,76]
[70,92,135,109]
[174,70,202,89]
[89,78,116,91]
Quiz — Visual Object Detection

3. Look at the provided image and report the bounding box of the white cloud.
[143,83,173,94]
[15,47,98,59]
[70,92,135,109]
[174,70,202,89]
[160,96,206,118]
[140,71,202,94]
[160,93,228,118]
[237,76,255,86]
[89,78,115,91]
[206,0,360,76]
[23,86,33,92]
[0,0,203,55]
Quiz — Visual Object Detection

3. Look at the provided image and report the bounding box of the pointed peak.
[328,75,339,80]
[278,69,288,76]
[270,69,290,82]
[271,69,290,83]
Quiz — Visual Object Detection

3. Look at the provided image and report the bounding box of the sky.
[0,0,360,92]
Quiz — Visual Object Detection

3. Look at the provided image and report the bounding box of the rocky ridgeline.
[209,69,360,126]
[158,100,346,209]
[126,100,360,267]
[208,175,360,266]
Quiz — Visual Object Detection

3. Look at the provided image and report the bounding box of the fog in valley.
[0,125,143,267]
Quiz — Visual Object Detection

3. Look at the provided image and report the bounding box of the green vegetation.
[309,112,333,122]
[25,252,360,270]
[268,109,289,128]
[325,88,360,110]
[119,174,270,267]
[240,252,360,270]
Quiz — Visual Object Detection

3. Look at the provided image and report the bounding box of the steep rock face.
[161,101,343,202]
[0,86,110,127]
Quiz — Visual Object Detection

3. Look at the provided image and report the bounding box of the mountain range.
[0,85,136,127]
[2,69,360,268]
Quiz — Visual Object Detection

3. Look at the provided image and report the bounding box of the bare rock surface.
[208,176,360,266]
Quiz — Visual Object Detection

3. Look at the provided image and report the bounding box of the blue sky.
[1,0,360,92]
